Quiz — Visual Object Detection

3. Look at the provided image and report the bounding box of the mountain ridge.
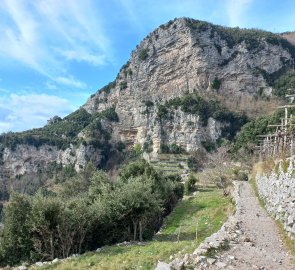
[1,17,295,181]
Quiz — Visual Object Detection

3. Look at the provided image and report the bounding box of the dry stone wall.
[255,158,295,238]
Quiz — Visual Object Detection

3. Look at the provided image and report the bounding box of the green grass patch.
[34,188,234,270]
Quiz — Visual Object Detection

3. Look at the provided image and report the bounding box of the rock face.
[84,18,292,152]
[0,144,102,179]
[1,18,295,178]
[256,158,295,238]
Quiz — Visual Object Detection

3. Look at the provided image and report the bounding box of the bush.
[120,81,128,90]
[157,105,170,120]
[211,77,221,89]
[0,160,183,265]
[139,48,149,60]
[143,139,153,153]
[202,140,216,152]
[159,94,248,130]
[143,100,154,107]
[184,175,197,195]
[187,156,198,172]
[160,143,185,154]
[100,81,116,94]
[239,172,248,181]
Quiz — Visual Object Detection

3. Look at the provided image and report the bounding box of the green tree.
[0,193,32,266]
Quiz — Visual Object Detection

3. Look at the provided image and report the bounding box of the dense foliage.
[0,108,119,151]
[185,18,295,56]
[232,108,293,152]
[160,143,186,154]
[0,160,183,266]
[157,94,248,140]
[100,80,116,94]
[139,48,149,61]
[272,71,295,97]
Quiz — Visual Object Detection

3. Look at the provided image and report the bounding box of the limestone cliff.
[84,18,293,153]
[1,17,295,178]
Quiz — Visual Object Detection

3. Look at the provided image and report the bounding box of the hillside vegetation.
[32,187,233,270]
[0,107,118,151]
[0,160,182,266]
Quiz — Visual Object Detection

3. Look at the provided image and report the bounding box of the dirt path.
[203,181,294,270]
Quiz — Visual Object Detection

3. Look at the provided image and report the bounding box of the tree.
[0,193,32,266]
[115,178,162,241]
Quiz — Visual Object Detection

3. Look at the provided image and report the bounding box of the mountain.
[1,17,295,182]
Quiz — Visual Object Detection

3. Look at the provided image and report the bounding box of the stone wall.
[255,158,295,238]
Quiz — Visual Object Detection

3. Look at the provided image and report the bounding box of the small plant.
[160,143,185,154]
[116,141,126,152]
[211,77,221,90]
[201,140,216,152]
[157,105,170,120]
[184,175,197,195]
[143,139,153,153]
[133,143,142,156]
[139,48,149,61]
[238,172,248,181]
[143,100,154,107]
[281,159,289,173]
[187,156,198,172]
[120,81,128,90]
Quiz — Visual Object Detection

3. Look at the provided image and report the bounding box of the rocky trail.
[205,181,295,270]
[164,181,295,270]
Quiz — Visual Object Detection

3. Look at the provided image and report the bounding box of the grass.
[33,188,234,270]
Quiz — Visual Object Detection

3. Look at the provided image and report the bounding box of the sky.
[1,0,295,133]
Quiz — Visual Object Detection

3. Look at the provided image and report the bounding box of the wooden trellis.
[256,95,295,159]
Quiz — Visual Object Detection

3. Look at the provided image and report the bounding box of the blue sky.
[1,0,295,132]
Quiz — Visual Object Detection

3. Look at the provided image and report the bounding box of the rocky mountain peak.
[1,18,295,178]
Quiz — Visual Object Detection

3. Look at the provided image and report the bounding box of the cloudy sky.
[0,0,295,132]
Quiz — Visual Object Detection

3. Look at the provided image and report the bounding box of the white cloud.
[226,0,253,27]
[0,0,112,87]
[56,49,107,66]
[55,76,86,89]
[0,93,75,133]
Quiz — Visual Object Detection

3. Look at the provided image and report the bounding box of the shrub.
[187,156,198,172]
[116,141,126,152]
[0,160,183,265]
[133,143,142,157]
[143,139,153,153]
[100,81,116,94]
[157,105,170,120]
[160,143,185,154]
[120,81,128,90]
[139,48,149,61]
[184,175,197,195]
[211,77,221,89]
[98,107,119,122]
[238,172,248,181]
[144,100,154,107]
[202,140,216,152]
[281,159,289,173]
